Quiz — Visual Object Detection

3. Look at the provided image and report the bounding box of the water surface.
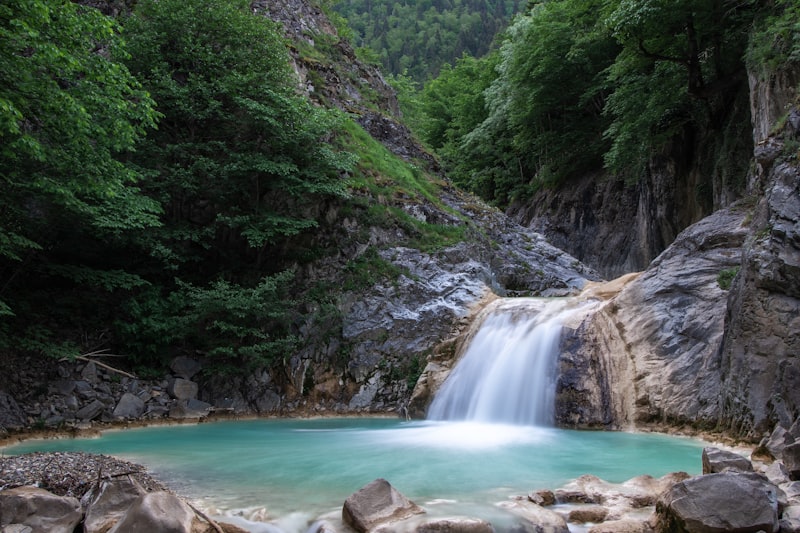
[3,418,705,527]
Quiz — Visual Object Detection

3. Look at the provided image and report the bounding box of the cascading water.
[427,298,584,426]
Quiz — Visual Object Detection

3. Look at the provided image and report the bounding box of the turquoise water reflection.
[3,418,704,521]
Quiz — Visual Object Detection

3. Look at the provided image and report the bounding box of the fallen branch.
[187,501,225,533]
[60,355,137,380]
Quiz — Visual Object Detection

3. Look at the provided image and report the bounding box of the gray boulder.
[655,472,780,533]
[83,476,147,533]
[107,491,195,533]
[170,356,201,380]
[167,378,198,401]
[112,392,145,420]
[784,442,800,480]
[701,446,753,474]
[765,425,796,459]
[169,398,212,419]
[0,486,82,533]
[76,399,106,421]
[342,478,425,532]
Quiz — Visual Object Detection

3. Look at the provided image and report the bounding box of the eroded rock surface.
[342,478,425,532]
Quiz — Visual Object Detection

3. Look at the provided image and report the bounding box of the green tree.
[0,0,159,352]
[119,0,355,370]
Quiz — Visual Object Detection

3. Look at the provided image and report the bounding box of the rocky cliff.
[550,63,800,439]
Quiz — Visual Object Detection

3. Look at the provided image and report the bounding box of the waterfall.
[427,298,582,426]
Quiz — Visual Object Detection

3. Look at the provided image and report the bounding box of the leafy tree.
[123,0,354,274]
[0,0,159,352]
[118,0,355,370]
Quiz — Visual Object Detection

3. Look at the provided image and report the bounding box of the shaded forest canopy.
[1,0,799,380]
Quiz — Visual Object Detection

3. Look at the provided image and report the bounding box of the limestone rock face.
[0,486,82,533]
[342,478,424,532]
[555,206,748,428]
[701,447,753,474]
[655,472,780,533]
[107,491,195,533]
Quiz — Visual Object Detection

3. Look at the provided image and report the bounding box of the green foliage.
[333,0,524,81]
[0,0,160,319]
[124,0,355,274]
[747,0,800,75]
[717,267,740,291]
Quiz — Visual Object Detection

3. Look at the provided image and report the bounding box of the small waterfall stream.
[427,298,585,426]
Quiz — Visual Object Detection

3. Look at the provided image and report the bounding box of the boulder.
[528,490,555,507]
[76,399,105,421]
[765,425,796,459]
[415,517,494,533]
[112,392,145,420]
[342,478,424,532]
[167,378,198,401]
[169,398,212,419]
[496,501,569,533]
[83,476,147,533]
[655,472,780,533]
[784,442,800,480]
[170,356,201,380]
[701,447,753,474]
[107,491,195,533]
[568,506,608,524]
[0,486,82,533]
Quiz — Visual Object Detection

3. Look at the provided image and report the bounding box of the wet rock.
[701,447,753,474]
[107,491,194,533]
[496,501,569,533]
[568,506,608,524]
[528,490,556,507]
[112,392,145,420]
[655,472,780,533]
[342,478,425,533]
[415,517,494,532]
[588,519,653,533]
[0,486,82,533]
[83,477,147,533]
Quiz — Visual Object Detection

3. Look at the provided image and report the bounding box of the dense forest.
[332,0,524,81]
[407,0,800,207]
[1,0,799,382]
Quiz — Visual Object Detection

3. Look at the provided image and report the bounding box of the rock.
[0,392,26,430]
[81,361,99,383]
[76,399,106,421]
[112,392,145,419]
[496,501,569,533]
[170,356,201,380]
[169,398,211,419]
[655,472,780,533]
[588,519,653,533]
[342,478,425,532]
[781,518,800,533]
[763,461,791,485]
[107,491,195,533]
[701,447,753,474]
[784,442,800,480]
[0,486,82,533]
[1,525,33,533]
[167,378,198,401]
[528,490,555,507]
[568,506,608,524]
[83,476,147,533]
[766,425,796,459]
[556,206,749,428]
[415,517,494,532]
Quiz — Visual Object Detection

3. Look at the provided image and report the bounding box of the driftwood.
[60,350,138,380]
[187,500,225,533]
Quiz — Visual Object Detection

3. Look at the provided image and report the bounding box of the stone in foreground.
[701,446,753,474]
[107,491,194,533]
[496,500,569,533]
[342,478,425,532]
[655,471,780,533]
[0,486,82,533]
[83,477,147,533]
[415,517,494,532]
